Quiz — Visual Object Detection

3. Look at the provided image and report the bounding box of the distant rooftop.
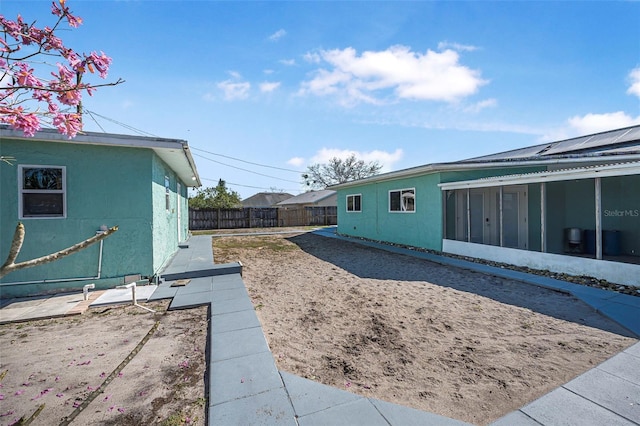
[277,190,336,206]
[242,192,294,207]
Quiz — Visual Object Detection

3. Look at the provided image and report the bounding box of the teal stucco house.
[0,127,201,298]
[332,126,640,287]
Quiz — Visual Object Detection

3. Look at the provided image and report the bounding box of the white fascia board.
[438,161,640,190]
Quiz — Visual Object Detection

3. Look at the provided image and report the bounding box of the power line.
[191,146,300,174]
[84,109,158,137]
[200,177,301,193]
[193,152,301,184]
[80,110,305,186]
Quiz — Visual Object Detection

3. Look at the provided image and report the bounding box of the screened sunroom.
[439,162,640,286]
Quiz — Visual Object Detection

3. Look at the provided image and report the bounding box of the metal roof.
[330,125,640,189]
[438,161,640,190]
[1,126,201,187]
[463,125,640,162]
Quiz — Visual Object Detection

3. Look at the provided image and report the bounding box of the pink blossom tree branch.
[1,0,124,138]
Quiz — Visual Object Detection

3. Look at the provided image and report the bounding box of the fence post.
[217,209,221,229]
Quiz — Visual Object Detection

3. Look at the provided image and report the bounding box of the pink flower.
[100,372,106,378]
[56,393,64,398]
[14,390,24,396]
[103,394,111,402]
[117,407,125,413]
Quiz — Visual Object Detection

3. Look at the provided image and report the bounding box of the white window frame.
[346,194,362,212]
[18,164,67,219]
[389,188,415,213]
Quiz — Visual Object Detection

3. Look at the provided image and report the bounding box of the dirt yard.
[213,231,637,425]
[0,301,207,426]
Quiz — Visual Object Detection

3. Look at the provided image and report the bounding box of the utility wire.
[194,152,301,184]
[81,110,305,186]
[84,109,158,137]
[191,146,300,173]
[200,177,301,193]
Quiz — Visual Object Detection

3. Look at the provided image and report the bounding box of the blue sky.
[4,1,640,198]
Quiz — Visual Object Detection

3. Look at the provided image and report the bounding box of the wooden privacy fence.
[189,206,337,230]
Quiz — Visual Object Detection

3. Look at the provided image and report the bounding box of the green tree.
[303,154,382,189]
[189,179,242,209]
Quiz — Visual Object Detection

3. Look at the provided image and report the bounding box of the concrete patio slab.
[209,351,283,406]
[596,303,640,337]
[210,326,271,362]
[169,289,213,310]
[210,292,254,315]
[490,410,547,425]
[90,284,157,307]
[211,272,246,291]
[213,286,249,302]
[146,283,178,301]
[519,387,635,426]
[370,398,472,426]
[597,351,640,383]
[296,398,390,426]
[625,342,640,357]
[563,368,640,423]
[0,293,85,323]
[211,308,261,334]
[280,371,363,417]
[209,387,297,425]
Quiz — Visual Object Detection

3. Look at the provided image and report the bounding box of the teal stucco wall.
[336,166,546,252]
[0,138,190,297]
[150,155,190,274]
[337,173,444,251]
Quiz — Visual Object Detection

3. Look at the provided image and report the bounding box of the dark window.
[347,194,362,212]
[389,188,415,212]
[19,166,66,218]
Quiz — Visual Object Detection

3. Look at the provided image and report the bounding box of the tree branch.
[0,224,118,279]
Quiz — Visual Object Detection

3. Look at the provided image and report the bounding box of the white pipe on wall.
[0,236,105,287]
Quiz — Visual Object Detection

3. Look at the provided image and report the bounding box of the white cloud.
[269,29,287,42]
[299,45,487,106]
[260,81,281,93]
[310,148,403,172]
[279,59,296,66]
[463,98,497,113]
[627,67,640,98]
[567,111,640,135]
[217,80,251,100]
[303,52,322,64]
[437,41,478,52]
[287,157,305,167]
[263,69,275,75]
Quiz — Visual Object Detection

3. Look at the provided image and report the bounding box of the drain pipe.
[0,226,107,287]
[83,283,95,301]
[116,282,155,313]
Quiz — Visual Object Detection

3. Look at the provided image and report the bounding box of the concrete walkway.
[154,230,639,425]
[1,228,639,425]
